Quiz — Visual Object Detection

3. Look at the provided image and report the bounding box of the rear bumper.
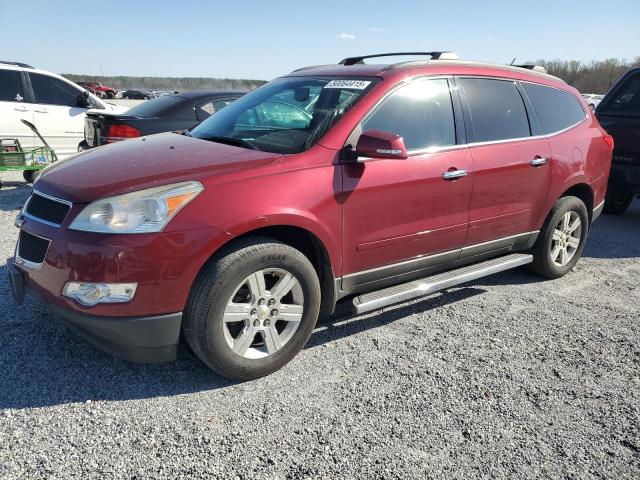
[8,257,182,363]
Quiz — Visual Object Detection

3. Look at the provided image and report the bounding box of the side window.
[598,73,640,116]
[0,70,25,102]
[235,107,259,128]
[522,83,586,134]
[256,101,311,129]
[196,99,233,121]
[360,79,456,150]
[460,78,531,142]
[29,73,82,107]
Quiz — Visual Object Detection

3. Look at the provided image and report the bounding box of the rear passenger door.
[457,77,552,246]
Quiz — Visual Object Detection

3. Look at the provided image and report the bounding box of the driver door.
[27,72,88,158]
[341,78,473,289]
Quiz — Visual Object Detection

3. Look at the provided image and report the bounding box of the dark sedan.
[83,90,246,149]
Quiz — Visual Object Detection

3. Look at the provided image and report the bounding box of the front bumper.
[8,257,182,363]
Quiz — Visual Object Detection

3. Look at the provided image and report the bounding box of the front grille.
[25,192,71,225]
[18,230,50,264]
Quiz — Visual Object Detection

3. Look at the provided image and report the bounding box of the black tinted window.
[523,83,586,133]
[361,79,456,150]
[460,78,530,142]
[0,70,24,102]
[598,73,640,116]
[30,73,81,107]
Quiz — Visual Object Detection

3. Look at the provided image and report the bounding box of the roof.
[289,60,564,84]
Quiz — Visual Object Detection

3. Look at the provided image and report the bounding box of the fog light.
[63,282,137,307]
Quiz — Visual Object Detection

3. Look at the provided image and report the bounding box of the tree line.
[62,74,267,92]
[63,57,640,95]
[530,58,640,94]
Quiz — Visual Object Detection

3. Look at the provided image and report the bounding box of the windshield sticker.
[324,80,371,90]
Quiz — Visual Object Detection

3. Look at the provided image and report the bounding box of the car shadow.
[0,282,485,410]
[583,200,640,259]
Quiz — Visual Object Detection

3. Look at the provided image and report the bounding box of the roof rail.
[0,60,34,69]
[339,51,459,66]
[514,64,547,74]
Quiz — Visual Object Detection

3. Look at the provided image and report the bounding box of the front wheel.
[22,170,39,184]
[529,196,589,279]
[183,238,321,380]
[603,184,634,215]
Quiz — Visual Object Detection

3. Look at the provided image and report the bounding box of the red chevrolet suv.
[8,52,613,380]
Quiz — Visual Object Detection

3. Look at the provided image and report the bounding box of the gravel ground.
[0,170,638,479]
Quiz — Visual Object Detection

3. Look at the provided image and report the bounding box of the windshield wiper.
[198,135,259,151]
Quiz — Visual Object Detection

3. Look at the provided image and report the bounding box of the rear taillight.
[107,124,140,143]
[603,134,614,151]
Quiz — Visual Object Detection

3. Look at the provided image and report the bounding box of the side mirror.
[77,90,92,108]
[353,129,407,161]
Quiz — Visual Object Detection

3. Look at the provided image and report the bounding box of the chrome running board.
[352,253,533,314]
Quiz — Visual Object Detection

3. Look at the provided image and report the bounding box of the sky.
[0,0,638,80]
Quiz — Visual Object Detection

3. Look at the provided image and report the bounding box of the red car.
[9,52,613,380]
[77,81,117,99]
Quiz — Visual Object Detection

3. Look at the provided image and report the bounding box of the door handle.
[34,108,48,113]
[531,157,548,167]
[442,169,468,180]
[13,107,29,112]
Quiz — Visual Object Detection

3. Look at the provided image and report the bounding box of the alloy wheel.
[223,268,304,359]
[550,211,582,267]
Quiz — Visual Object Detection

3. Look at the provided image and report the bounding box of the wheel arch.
[560,182,594,222]
[538,176,594,228]
[194,222,339,319]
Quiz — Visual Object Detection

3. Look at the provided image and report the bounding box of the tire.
[78,141,89,152]
[529,196,589,279]
[183,237,321,380]
[603,184,634,215]
[22,170,38,184]
[106,91,115,99]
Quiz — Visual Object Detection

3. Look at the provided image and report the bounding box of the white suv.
[0,61,127,159]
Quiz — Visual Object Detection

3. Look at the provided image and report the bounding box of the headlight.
[69,181,203,233]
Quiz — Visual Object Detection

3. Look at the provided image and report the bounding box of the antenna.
[510,57,516,65]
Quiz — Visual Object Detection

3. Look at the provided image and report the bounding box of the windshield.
[189,76,378,154]
[126,95,185,117]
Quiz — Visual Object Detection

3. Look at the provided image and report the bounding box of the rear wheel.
[529,196,589,279]
[603,184,634,215]
[183,238,321,380]
[106,91,115,99]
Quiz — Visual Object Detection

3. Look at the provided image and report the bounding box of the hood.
[35,133,279,203]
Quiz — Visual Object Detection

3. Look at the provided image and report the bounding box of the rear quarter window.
[459,78,531,142]
[522,83,586,134]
